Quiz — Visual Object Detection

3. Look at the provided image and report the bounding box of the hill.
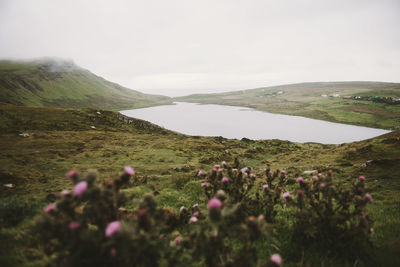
[0,59,172,110]
[0,105,399,266]
[176,81,400,130]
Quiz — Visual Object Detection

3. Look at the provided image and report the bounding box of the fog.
[0,0,399,96]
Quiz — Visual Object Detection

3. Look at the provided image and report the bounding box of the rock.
[19,133,29,137]
[96,111,101,115]
[303,170,317,174]
[90,126,96,129]
[3,184,14,188]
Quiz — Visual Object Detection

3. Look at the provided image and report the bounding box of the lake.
[120,102,390,144]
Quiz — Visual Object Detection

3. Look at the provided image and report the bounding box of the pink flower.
[221,177,229,183]
[271,253,282,265]
[208,198,222,209]
[69,222,81,230]
[359,215,366,220]
[258,214,264,221]
[214,164,220,169]
[222,161,227,166]
[110,248,117,257]
[66,169,79,179]
[282,192,290,199]
[44,203,55,213]
[365,193,372,202]
[193,203,199,209]
[249,173,256,178]
[268,170,273,176]
[61,189,70,195]
[217,168,223,173]
[320,183,325,188]
[189,216,198,223]
[193,211,199,217]
[201,182,207,187]
[297,177,304,183]
[281,170,286,175]
[180,206,185,212]
[105,221,121,237]
[197,170,204,176]
[124,166,135,175]
[263,184,269,189]
[359,175,366,181]
[174,236,182,246]
[74,181,88,196]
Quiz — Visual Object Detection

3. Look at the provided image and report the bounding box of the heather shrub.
[199,161,285,222]
[35,165,281,267]
[284,171,374,246]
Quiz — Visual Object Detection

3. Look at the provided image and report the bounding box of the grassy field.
[176,82,400,130]
[0,59,172,110]
[1,105,399,266]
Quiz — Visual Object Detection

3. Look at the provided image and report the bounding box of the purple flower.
[180,206,185,212]
[44,203,55,213]
[222,161,227,166]
[74,181,88,196]
[201,182,207,187]
[365,193,372,202]
[281,170,286,175]
[263,184,269,189]
[105,221,121,237]
[193,211,199,217]
[197,170,204,176]
[282,192,290,199]
[359,175,366,181]
[124,166,135,176]
[208,198,222,209]
[221,177,229,183]
[189,216,198,223]
[271,253,282,265]
[192,203,199,209]
[214,164,220,169]
[66,169,79,179]
[69,222,81,230]
[297,177,304,183]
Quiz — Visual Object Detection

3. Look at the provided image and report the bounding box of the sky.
[0,0,399,97]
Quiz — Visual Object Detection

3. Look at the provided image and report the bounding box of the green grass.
[176,81,400,130]
[0,59,172,110]
[0,105,399,266]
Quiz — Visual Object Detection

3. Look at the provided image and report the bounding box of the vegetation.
[0,59,172,110]
[1,105,399,266]
[176,81,400,130]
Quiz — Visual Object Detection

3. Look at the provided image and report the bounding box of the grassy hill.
[0,105,399,266]
[0,59,172,110]
[176,81,400,130]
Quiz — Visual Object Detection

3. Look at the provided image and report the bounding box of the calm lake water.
[120,102,390,144]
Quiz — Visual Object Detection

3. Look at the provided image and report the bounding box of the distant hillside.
[176,81,400,130]
[0,59,172,110]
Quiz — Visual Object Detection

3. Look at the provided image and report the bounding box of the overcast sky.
[0,0,399,96]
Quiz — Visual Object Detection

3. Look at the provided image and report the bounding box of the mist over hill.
[0,59,172,110]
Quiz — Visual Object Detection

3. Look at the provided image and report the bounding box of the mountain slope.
[0,59,172,110]
[176,81,400,130]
